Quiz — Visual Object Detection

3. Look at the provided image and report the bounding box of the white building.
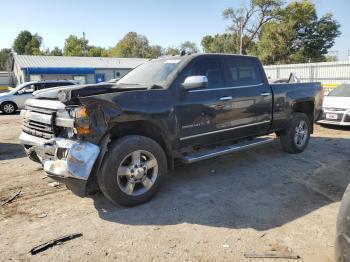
[12,55,147,85]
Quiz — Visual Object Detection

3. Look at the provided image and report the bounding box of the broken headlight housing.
[73,106,91,136]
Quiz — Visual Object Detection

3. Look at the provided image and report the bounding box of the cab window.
[222,57,263,87]
[182,57,224,89]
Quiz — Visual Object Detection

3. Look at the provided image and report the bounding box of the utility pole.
[82,32,87,56]
[239,18,243,55]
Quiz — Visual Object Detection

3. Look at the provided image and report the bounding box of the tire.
[280,112,311,154]
[1,102,17,114]
[98,135,167,207]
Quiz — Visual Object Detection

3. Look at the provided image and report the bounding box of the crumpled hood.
[323,96,350,110]
[33,83,148,100]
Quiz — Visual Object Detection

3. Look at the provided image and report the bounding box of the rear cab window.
[221,56,263,87]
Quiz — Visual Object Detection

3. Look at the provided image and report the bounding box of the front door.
[15,83,39,109]
[175,56,238,146]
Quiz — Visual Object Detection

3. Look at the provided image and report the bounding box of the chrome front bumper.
[20,132,100,181]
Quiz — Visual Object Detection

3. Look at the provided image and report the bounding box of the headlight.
[74,106,91,135]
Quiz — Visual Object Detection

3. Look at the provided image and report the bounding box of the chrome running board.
[181,137,274,164]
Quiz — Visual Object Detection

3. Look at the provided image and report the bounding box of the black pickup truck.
[20,54,323,206]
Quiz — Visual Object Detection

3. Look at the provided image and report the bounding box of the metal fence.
[264,61,350,86]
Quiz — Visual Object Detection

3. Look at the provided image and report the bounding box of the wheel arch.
[107,120,173,169]
[292,100,315,133]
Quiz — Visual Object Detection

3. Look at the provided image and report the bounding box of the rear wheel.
[98,135,167,207]
[280,113,311,154]
[1,102,17,114]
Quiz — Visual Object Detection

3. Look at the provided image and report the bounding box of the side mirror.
[182,76,208,90]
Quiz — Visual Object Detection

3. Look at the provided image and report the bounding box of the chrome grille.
[22,107,57,139]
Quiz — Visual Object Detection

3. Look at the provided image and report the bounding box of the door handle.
[260,92,271,97]
[220,96,233,101]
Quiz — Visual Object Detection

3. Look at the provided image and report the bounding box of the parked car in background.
[20,54,323,206]
[317,83,350,126]
[0,80,77,114]
[336,184,350,262]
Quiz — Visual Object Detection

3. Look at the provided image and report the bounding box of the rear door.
[219,56,272,136]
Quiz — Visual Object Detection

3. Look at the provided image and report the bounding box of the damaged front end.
[42,138,100,195]
[19,93,117,196]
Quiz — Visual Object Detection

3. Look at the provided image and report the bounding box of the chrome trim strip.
[55,117,74,128]
[21,110,52,125]
[179,120,271,141]
[25,99,66,110]
[188,83,264,93]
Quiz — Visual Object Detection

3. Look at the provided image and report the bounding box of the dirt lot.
[0,114,349,262]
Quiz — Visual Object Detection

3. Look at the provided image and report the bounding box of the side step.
[181,137,275,164]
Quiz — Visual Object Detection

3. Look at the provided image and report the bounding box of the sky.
[0,0,349,60]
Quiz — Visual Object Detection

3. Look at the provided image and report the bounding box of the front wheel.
[1,102,17,114]
[280,113,311,154]
[98,135,167,207]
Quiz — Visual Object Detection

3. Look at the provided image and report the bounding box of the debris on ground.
[48,181,60,187]
[37,213,48,218]
[244,243,300,259]
[259,233,266,238]
[30,233,83,255]
[223,244,230,248]
[244,252,301,259]
[40,175,48,179]
[2,190,21,206]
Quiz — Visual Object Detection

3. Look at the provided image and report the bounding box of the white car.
[317,84,350,126]
[0,80,77,114]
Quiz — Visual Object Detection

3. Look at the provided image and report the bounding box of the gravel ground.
[0,114,349,262]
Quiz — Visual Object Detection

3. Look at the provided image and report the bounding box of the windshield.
[328,84,350,97]
[118,58,184,87]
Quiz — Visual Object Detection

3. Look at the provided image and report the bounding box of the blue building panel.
[26,67,95,75]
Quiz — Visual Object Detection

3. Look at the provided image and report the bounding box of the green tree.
[202,34,238,53]
[110,32,152,58]
[164,47,180,56]
[0,48,12,71]
[50,47,63,56]
[148,45,164,58]
[63,35,89,56]
[87,46,107,57]
[256,0,341,64]
[13,31,43,55]
[180,41,199,53]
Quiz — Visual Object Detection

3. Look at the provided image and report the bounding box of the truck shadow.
[0,142,26,160]
[93,135,350,231]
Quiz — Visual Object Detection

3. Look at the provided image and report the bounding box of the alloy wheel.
[116,150,158,196]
